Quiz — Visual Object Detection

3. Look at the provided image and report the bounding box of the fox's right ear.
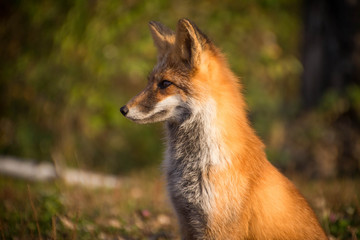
[148,21,175,58]
[175,19,207,69]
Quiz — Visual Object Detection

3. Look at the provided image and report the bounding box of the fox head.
[120,19,216,124]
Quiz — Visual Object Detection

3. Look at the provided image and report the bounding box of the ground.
[0,168,359,240]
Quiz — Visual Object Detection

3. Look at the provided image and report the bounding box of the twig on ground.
[52,216,56,240]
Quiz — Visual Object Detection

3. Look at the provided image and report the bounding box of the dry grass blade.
[52,216,56,240]
[27,185,43,240]
[72,210,79,240]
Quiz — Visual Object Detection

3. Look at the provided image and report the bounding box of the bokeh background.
[1,0,360,176]
[1,0,360,239]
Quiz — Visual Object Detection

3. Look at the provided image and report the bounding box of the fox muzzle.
[120,105,129,116]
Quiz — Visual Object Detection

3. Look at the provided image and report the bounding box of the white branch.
[0,156,121,189]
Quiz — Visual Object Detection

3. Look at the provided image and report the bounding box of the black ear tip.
[178,18,192,26]
[178,18,189,23]
[149,20,163,28]
[177,18,186,26]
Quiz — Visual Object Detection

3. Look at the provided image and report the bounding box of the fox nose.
[120,105,129,116]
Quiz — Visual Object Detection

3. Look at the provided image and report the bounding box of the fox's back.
[245,162,326,240]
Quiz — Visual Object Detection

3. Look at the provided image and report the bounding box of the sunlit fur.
[121,19,328,240]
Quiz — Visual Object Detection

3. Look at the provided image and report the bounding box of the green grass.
[0,169,178,240]
[0,170,359,239]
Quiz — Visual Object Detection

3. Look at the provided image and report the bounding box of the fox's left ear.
[175,19,207,68]
[149,21,175,59]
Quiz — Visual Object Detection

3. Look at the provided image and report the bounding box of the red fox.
[120,19,328,240]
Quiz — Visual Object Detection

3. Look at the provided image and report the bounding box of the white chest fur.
[164,100,226,238]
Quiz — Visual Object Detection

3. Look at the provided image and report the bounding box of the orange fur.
[121,19,328,240]
[192,44,327,240]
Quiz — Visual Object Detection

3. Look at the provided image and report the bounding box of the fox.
[120,19,328,240]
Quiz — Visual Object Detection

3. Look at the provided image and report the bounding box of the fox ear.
[148,21,175,58]
[175,19,205,68]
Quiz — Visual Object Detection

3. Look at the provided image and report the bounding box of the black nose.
[120,105,129,116]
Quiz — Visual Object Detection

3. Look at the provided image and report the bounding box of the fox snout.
[119,105,129,116]
[120,91,189,124]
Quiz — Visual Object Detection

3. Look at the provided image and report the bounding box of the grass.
[0,168,178,240]
[0,168,359,239]
[295,177,360,239]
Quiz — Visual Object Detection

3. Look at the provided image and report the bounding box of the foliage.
[285,84,360,177]
[0,0,302,172]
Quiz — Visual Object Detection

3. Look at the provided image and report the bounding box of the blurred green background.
[0,0,359,176]
[1,1,360,239]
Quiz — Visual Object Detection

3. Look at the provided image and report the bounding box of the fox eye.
[158,80,172,89]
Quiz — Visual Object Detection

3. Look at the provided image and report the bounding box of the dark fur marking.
[137,85,158,114]
[166,116,211,239]
[148,59,193,97]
